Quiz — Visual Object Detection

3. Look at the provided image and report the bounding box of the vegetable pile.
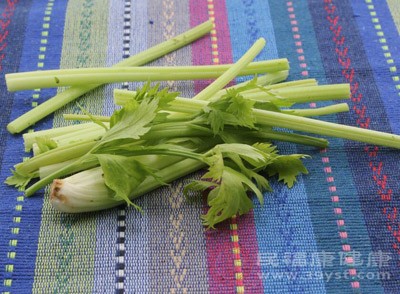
[5,21,400,227]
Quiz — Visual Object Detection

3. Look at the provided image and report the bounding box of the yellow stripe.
[366,0,400,97]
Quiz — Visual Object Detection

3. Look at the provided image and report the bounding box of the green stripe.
[386,0,400,34]
[33,0,109,293]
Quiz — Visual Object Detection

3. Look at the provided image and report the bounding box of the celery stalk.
[281,103,350,117]
[192,38,267,101]
[23,122,102,151]
[6,60,289,91]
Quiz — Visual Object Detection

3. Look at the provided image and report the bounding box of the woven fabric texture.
[0,1,399,293]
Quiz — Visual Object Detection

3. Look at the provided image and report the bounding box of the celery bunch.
[5,27,400,227]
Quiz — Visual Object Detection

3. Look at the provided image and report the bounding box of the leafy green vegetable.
[96,154,164,211]
[5,33,400,229]
[5,169,32,190]
[266,154,310,188]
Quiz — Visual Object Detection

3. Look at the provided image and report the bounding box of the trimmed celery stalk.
[6,60,289,91]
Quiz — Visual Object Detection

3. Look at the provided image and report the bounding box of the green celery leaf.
[132,82,178,110]
[224,166,264,205]
[5,169,32,190]
[256,87,294,107]
[202,105,225,134]
[225,89,256,126]
[252,142,278,155]
[253,101,282,112]
[247,169,272,193]
[96,98,159,150]
[201,167,254,228]
[201,89,257,134]
[266,154,310,188]
[183,180,217,201]
[215,143,268,168]
[202,150,224,181]
[96,154,166,210]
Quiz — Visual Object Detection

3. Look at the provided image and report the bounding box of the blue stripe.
[0,0,68,292]
[350,1,400,135]
[0,1,33,291]
[226,1,326,293]
[287,1,385,293]
[308,0,399,292]
[225,0,279,84]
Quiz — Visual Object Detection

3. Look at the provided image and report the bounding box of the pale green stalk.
[23,122,102,151]
[253,109,400,149]
[63,114,111,122]
[31,125,107,155]
[241,84,350,104]
[7,20,214,134]
[192,38,267,101]
[50,126,107,147]
[131,91,400,149]
[16,140,98,175]
[282,103,349,117]
[207,78,318,102]
[6,60,289,91]
[272,84,350,103]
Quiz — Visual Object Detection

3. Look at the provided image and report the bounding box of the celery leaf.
[202,89,256,134]
[201,167,255,228]
[5,169,32,190]
[96,154,165,210]
[265,154,309,188]
[96,98,159,149]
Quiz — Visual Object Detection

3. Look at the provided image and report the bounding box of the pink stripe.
[237,211,264,292]
[189,1,213,95]
[212,0,263,289]
[190,1,263,292]
[190,2,246,293]
[203,224,236,292]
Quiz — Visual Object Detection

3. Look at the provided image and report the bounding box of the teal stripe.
[226,1,326,293]
[33,1,109,293]
[225,0,279,83]
[268,2,348,293]
[269,1,385,293]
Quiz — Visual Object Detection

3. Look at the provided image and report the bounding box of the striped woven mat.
[1,1,400,293]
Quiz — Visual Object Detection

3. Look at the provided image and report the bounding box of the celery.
[281,103,350,117]
[6,20,214,134]
[23,122,102,151]
[193,38,266,101]
[6,35,400,228]
[6,60,289,91]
